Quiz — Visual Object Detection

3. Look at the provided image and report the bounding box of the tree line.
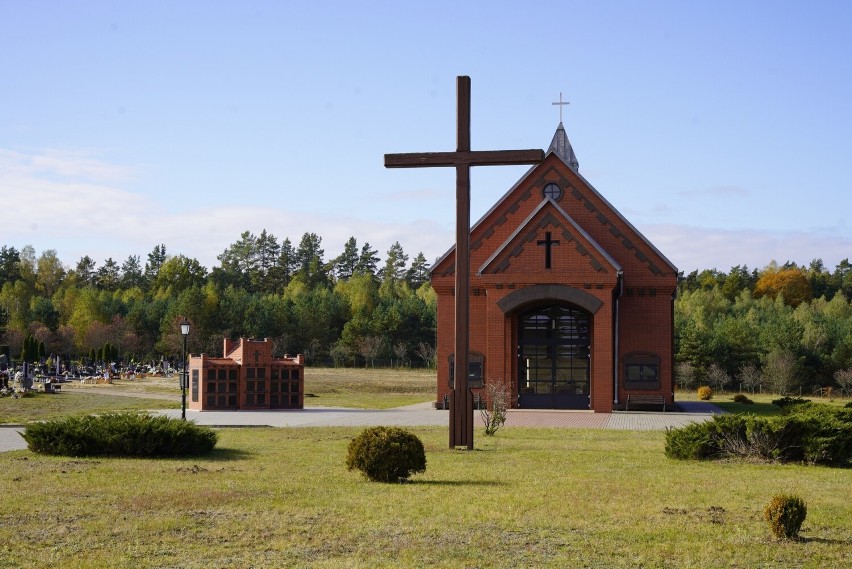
[676,260,852,395]
[1,233,851,394]
[0,232,437,368]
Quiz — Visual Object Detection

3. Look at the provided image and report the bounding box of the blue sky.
[1,0,850,274]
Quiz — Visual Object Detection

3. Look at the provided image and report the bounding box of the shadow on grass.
[714,402,781,416]
[410,479,508,487]
[798,536,852,545]
[201,446,254,461]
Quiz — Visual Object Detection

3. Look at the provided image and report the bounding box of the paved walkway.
[0,427,25,453]
[0,401,723,453]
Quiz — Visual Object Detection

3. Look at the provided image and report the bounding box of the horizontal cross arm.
[385,149,544,169]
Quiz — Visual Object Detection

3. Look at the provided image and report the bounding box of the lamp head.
[180,319,190,337]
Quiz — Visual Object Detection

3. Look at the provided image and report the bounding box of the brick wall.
[432,152,677,413]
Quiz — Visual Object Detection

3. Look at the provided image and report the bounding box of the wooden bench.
[626,394,666,412]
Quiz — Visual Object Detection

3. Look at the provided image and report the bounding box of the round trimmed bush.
[346,426,426,482]
[732,393,754,404]
[697,386,713,400]
[764,493,807,539]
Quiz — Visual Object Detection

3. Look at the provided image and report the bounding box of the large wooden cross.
[385,76,544,449]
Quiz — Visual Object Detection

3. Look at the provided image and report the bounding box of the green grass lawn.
[1,426,849,568]
[0,391,180,424]
[303,367,435,409]
[0,367,434,424]
[2,373,850,567]
[676,389,851,416]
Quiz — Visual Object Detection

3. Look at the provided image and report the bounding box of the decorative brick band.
[569,187,663,275]
[496,284,604,315]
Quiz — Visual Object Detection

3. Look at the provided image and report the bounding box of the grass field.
[1,371,850,567]
[1,426,850,568]
[676,390,851,416]
[0,367,436,424]
[0,391,181,424]
[301,367,435,409]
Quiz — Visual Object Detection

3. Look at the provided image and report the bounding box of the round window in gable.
[542,182,562,201]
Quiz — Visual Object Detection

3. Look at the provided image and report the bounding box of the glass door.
[518,305,590,409]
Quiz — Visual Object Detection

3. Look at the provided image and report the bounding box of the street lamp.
[180,319,190,420]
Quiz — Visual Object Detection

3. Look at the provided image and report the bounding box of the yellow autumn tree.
[754,267,812,307]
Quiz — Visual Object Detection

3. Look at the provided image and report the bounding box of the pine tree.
[356,242,380,278]
[331,237,359,281]
[145,244,167,283]
[96,258,121,291]
[380,242,409,283]
[75,255,97,286]
[120,255,145,289]
[406,252,429,289]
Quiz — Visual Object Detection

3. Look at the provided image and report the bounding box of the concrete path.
[0,427,25,453]
[1,401,723,453]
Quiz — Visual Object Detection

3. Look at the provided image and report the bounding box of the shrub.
[772,396,811,411]
[480,380,509,436]
[22,413,218,457]
[697,386,713,400]
[785,404,852,466]
[732,393,754,404]
[845,401,852,409]
[664,404,852,467]
[717,415,793,461]
[664,422,718,460]
[764,494,807,539]
[346,426,426,483]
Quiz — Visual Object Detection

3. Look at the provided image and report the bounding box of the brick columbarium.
[188,338,304,411]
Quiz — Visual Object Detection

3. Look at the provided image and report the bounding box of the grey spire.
[548,122,579,172]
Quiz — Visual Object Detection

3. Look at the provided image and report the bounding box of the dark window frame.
[623,352,661,390]
[448,352,485,389]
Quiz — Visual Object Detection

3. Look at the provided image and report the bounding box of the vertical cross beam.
[385,76,544,450]
[552,92,570,123]
[453,77,472,449]
[537,231,561,269]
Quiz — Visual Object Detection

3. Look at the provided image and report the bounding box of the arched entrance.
[517,304,591,409]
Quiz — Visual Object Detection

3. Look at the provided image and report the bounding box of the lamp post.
[180,319,190,420]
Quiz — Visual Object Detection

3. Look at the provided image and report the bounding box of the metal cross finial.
[552,92,570,123]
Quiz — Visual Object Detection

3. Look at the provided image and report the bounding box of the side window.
[448,352,484,389]
[624,353,660,389]
[191,369,199,402]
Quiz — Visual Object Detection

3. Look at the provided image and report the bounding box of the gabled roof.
[429,123,678,275]
[477,197,621,276]
[546,146,678,274]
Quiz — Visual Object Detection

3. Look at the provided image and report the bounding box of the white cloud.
[0,147,453,269]
[643,223,852,273]
[7,147,846,277]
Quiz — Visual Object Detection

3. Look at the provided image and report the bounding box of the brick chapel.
[431,122,678,412]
